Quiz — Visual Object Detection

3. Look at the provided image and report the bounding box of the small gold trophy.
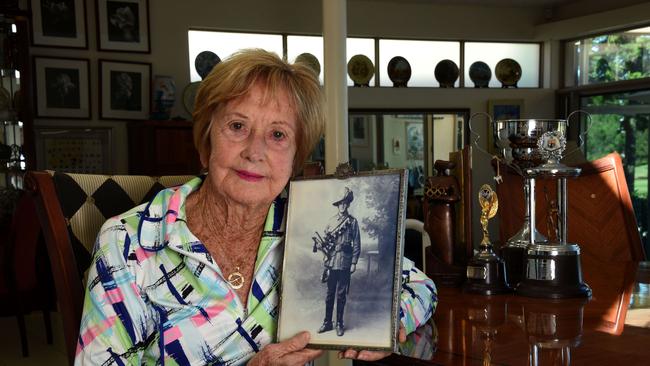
[463,184,512,295]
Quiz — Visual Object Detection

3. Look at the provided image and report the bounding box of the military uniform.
[318,188,360,336]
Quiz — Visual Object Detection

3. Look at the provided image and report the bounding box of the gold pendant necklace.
[227,266,245,289]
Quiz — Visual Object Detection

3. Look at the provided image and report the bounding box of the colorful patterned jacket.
[74,176,438,365]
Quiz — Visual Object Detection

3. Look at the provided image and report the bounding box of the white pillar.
[323,0,348,174]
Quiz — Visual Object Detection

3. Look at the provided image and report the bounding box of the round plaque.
[434,59,459,88]
[195,51,221,80]
[495,58,522,88]
[295,52,321,77]
[347,54,374,87]
[469,61,492,88]
[387,56,411,87]
[182,81,201,114]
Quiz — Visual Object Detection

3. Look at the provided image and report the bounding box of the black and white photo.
[278,169,407,350]
[31,0,88,48]
[96,0,150,52]
[34,56,90,118]
[100,60,150,119]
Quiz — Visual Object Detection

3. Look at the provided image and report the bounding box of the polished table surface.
[373,261,650,365]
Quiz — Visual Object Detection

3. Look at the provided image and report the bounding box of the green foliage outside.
[586,33,650,83]
[579,28,650,256]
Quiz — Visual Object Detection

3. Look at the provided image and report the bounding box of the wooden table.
[367,261,650,365]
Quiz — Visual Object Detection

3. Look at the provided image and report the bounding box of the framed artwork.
[487,99,524,153]
[34,126,113,173]
[405,122,424,160]
[99,59,151,120]
[34,56,90,119]
[30,0,88,48]
[349,116,369,147]
[96,0,150,53]
[278,168,407,351]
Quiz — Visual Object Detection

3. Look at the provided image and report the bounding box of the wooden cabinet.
[127,120,202,175]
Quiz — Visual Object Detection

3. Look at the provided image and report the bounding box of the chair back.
[405,218,432,273]
[24,171,196,363]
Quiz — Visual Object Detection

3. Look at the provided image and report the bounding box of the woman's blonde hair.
[192,48,325,174]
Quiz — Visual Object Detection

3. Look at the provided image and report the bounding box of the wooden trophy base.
[424,247,466,287]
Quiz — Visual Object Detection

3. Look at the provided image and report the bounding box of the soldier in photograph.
[316,187,361,336]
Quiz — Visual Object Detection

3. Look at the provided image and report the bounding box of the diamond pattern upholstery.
[48,172,196,274]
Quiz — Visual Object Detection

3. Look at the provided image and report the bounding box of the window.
[188,30,541,89]
[562,25,650,257]
[188,30,283,82]
[286,35,375,86]
[378,39,460,87]
[464,42,540,88]
[565,26,650,87]
[580,90,649,254]
[287,35,323,82]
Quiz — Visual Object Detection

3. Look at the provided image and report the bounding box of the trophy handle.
[564,110,593,158]
[468,112,494,158]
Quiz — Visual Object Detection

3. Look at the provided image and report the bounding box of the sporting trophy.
[469,111,592,298]
[463,184,511,295]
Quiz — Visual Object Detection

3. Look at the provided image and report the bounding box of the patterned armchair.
[24,171,196,362]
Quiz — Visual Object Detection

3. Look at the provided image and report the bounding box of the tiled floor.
[0,312,68,366]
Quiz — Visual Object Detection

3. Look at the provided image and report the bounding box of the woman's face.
[204,82,297,209]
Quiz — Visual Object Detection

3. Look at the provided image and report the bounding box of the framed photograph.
[487,99,524,153]
[349,116,369,147]
[34,126,113,173]
[96,0,150,53]
[30,0,88,48]
[278,169,408,351]
[100,59,151,120]
[34,56,90,119]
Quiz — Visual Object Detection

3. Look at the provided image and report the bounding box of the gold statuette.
[478,184,498,247]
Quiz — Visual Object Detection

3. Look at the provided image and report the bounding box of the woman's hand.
[248,331,323,366]
[337,325,406,361]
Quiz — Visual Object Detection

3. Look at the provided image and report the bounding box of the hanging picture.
[100,59,151,120]
[96,0,150,53]
[405,122,424,160]
[30,0,88,48]
[34,126,113,174]
[487,99,524,153]
[349,116,369,147]
[34,56,90,119]
[278,169,407,351]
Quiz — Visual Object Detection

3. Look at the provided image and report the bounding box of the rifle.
[312,231,335,283]
[312,231,334,258]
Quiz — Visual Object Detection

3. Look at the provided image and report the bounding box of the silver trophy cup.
[470,111,592,298]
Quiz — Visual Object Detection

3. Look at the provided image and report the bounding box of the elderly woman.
[75,49,437,365]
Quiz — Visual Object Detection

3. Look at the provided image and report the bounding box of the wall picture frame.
[34,56,90,119]
[349,115,369,147]
[99,59,151,120]
[405,121,424,161]
[34,126,113,174]
[278,168,407,351]
[96,0,150,53]
[487,99,524,153]
[30,0,88,48]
